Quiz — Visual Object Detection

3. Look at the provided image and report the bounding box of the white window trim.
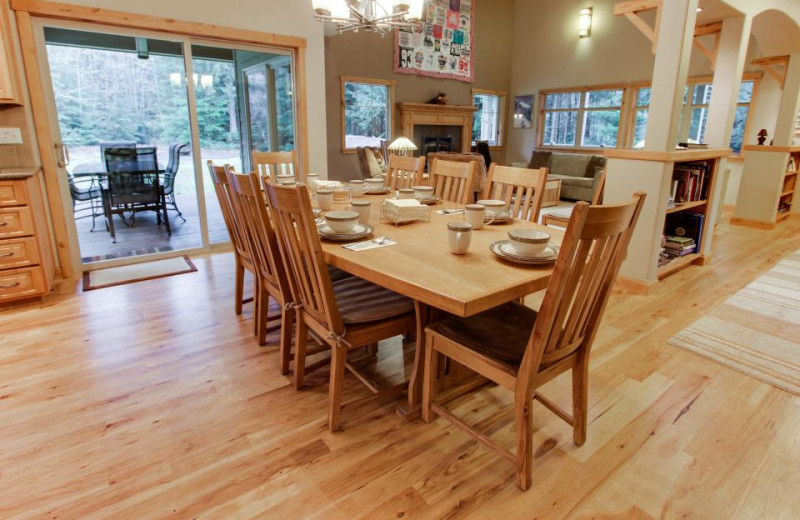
[471,88,507,149]
[538,86,626,151]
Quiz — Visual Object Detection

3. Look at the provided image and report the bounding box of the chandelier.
[312,0,424,36]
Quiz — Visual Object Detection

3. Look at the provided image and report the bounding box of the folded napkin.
[384,199,424,209]
[343,239,398,251]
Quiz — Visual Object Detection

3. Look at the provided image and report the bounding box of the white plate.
[418,196,441,205]
[485,213,513,224]
[499,242,558,261]
[490,240,559,265]
[318,223,372,241]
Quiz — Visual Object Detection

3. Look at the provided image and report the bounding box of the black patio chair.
[163,143,189,221]
[101,146,170,243]
[67,173,103,231]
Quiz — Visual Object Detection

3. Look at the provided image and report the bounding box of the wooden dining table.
[319,194,563,419]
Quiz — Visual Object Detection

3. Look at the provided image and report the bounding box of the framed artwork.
[513,95,534,129]
[394,0,475,83]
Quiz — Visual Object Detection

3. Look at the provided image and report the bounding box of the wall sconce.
[579,7,592,38]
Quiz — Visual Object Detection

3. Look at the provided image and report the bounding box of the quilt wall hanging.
[394,0,475,83]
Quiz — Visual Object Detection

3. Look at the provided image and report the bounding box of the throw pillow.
[585,155,606,178]
[529,150,552,170]
[365,148,383,177]
[374,150,387,173]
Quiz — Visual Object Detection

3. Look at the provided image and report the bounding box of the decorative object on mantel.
[312,0,424,35]
[758,128,768,145]
[513,95,534,129]
[394,0,476,83]
[387,136,418,156]
[427,92,449,105]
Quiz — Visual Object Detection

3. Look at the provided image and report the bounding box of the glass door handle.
[54,142,70,167]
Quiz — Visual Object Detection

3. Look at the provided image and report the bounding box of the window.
[340,76,395,152]
[631,76,757,153]
[540,87,623,149]
[472,89,506,147]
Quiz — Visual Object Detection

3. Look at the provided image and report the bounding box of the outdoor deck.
[76,192,229,263]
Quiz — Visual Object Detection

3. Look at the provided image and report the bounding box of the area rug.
[668,249,800,395]
[82,256,197,291]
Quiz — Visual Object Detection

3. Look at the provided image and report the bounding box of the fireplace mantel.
[397,103,476,153]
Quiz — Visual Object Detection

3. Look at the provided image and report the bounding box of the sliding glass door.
[33,20,298,268]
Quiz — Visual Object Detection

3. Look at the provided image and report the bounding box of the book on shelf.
[664,241,695,252]
[789,157,796,172]
[677,142,709,149]
[663,245,697,258]
[671,162,709,203]
[665,212,705,252]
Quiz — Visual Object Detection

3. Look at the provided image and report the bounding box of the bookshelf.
[733,146,800,229]
[604,148,730,293]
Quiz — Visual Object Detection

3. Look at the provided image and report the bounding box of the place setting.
[317,210,373,241]
[490,229,559,266]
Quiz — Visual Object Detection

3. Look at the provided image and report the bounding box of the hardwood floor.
[1,214,799,519]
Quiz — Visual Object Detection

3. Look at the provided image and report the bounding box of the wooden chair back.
[482,165,549,222]
[592,169,606,205]
[386,155,426,190]
[226,170,290,297]
[253,150,299,184]
[428,158,476,205]
[207,162,252,264]
[518,192,646,392]
[265,183,344,334]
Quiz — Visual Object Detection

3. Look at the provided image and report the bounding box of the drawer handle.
[0,222,7,227]
[0,252,13,257]
[0,281,20,289]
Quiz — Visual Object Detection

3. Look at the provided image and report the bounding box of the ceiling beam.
[613,0,661,16]
[752,55,789,89]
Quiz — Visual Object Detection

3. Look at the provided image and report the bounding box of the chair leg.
[171,194,186,222]
[572,353,589,446]
[280,305,295,375]
[294,315,308,390]
[515,396,533,491]
[234,261,245,316]
[256,288,269,345]
[328,344,347,432]
[421,332,439,423]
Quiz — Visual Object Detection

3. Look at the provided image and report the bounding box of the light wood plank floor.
[2,215,800,519]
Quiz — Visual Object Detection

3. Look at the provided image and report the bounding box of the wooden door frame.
[10,0,310,279]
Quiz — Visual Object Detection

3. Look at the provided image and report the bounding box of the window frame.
[537,84,627,152]
[628,73,761,155]
[471,88,507,149]
[340,75,396,154]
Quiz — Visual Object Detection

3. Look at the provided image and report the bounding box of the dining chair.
[101,146,168,243]
[422,192,646,490]
[428,158,476,205]
[482,164,549,223]
[68,173,103,231]
[226,170,295,363]
[265,182,416,431]
[253,150,299,184]
[385,154,426,190]
[207,161,255,317]
[543,170,606,228]
[162,143,189,221]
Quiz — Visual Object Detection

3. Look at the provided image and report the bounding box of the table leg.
[397,301,436,421]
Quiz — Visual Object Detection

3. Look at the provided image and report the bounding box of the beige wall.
[0,0,328,174]
[505,0,763,164]
[324,0,515,181]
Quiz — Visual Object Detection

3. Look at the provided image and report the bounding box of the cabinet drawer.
[0,237,40,269]
[0,266,46,302]
[0,180,28,207]
[0,206,34,239]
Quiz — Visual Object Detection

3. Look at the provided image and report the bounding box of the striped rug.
[668,249,800,396]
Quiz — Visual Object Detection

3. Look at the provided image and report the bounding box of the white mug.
[316,189,333,210]
[398,188,415,199]
[349,180,365,197]
[306,173,320,194]
[476,199,509,219]
[448,222,472,255]
[465,204,494,230]
[350,200,371,225]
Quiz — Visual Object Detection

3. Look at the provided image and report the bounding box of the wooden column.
[773,54,800,147]
[700,15,751,241]
[643,0,699,151]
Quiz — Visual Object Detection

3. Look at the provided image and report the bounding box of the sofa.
[528,150,605,202]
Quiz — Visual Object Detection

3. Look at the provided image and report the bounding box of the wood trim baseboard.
[729,216,777,230]
[9,0,307,49]
[614,275,655,296]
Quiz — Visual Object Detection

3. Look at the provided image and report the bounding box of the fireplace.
[422,136,453,156]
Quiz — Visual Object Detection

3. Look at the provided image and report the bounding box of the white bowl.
[324,211,359,234]
[413,185,435,199]
[276,174,295,185]
[476,199,509,217]
[365,178,385,190]
[507,229,551,257]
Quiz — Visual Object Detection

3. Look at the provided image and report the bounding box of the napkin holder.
[381,198,431,225]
